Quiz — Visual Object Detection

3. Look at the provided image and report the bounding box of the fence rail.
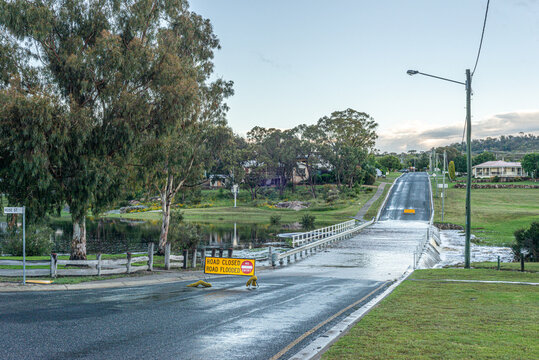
[270,220,374,267]
[0,244,237,277]
[291,220,357,247]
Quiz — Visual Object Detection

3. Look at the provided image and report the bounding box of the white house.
[472,161,526,179]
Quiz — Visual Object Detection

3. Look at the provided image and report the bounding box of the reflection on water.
[49,218,285,254]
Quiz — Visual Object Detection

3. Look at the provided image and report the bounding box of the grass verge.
[324,268,539,360]
[432,177,538,246]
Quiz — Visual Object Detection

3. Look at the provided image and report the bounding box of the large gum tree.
[0,0,219,259]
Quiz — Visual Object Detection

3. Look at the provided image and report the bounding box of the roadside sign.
[204,257,255,276]
[437,184,448,188]
[3,207,24,214]
[403,209,415,214]
[3,206,26,285]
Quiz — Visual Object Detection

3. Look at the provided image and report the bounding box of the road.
[378,172,432,221]
[0,173,432,360]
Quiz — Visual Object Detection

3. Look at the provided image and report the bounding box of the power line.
[472,0,491,76]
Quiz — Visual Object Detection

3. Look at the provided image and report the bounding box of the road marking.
[270,281,389,360]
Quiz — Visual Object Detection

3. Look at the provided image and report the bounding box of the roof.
[472,161,521,168]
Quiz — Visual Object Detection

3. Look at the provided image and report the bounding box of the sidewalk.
[355,182,387,219]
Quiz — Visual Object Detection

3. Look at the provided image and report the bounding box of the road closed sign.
[204,257,255,277]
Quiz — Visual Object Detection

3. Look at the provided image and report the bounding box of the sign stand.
[4,207,25,284]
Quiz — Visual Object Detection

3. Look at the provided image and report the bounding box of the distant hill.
[451,133,539,154]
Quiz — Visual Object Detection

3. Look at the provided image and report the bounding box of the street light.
[407,68,472,269]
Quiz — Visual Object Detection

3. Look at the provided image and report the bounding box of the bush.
[168,211,202,250]
[325,188,339,203]
[300,214,316,230]
[1,224,54,256]
[491,175,500,183]
[270,215,281,226]
[363,173,376,185]
[512,222,539,262]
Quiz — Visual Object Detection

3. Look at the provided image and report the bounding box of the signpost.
[204,257,255,277]
[4,207,25,284]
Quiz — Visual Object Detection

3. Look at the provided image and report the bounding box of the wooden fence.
[0,244,236,277]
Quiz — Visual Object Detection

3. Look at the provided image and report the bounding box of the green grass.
[324,268,539,360]
[471,261,539,273]
[111,197,375,226]
[413,267,539,282]
[0,272,151,285]
[432,179,538,246]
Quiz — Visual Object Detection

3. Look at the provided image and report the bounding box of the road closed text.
[204,257,255,276]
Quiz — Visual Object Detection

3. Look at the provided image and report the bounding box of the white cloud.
[377,110,539,153]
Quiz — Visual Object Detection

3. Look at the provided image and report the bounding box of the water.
[48,218,290,254]
[436,229,514,267]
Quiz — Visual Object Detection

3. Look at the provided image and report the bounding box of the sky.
[189,0,539,153]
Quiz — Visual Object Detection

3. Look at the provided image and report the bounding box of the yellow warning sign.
[204,257,255,276]
[404,209,415,214]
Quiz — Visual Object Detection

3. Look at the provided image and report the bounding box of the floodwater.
[47,218,294,254]
[436,229,514,267]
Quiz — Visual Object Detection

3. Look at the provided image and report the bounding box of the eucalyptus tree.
[0,0,224,259]
[294,124,328,198]
[317,109,378,187]
[139,78,234,254]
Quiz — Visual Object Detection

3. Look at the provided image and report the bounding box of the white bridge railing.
[270,219,374,267]
[290,220,357,247]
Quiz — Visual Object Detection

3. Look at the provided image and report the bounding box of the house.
[472,161,526,179]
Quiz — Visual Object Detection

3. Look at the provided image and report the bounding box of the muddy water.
[436,229,514,267]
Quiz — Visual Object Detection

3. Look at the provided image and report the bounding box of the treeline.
[212,109,378,201]
[451,134,539,154]
[0,1,378,260]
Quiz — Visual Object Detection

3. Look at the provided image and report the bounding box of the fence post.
[201,249,206,265]
[148,243,154,271]
[497,255,500,271]
[126,252,132,274]
[182,249,188,269]
[165,243,171,270]
[521,255,525,272]
[50,253,58,278]
[97,253,102,276]
[268,246,273,266]
[227,248,233,258]
[191,249,197,268]
[211,248,216,257]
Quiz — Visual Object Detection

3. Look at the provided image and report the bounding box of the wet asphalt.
[0,173,432,360]
[378,172,432,221]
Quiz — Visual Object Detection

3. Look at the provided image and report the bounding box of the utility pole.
[465,69,472,268]
[406,68,472,268]
[442,150,446,222]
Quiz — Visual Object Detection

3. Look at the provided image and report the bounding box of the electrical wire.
[472,0,491,76]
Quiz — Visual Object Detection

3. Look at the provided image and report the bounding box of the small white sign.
[3,207,24,214]
[437,184,448,188]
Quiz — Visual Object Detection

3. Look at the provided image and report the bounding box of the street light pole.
[407,68,472,268]
[465,69,472,268]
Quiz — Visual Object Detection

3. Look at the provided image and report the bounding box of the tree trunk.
[309,173,317,199]
[158,193,172,255]
[70,217,87,260]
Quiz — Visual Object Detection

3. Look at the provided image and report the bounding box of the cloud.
[377,110,539,153]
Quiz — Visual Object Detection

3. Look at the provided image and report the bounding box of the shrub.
[512,222,539,262]
[1,224,54,256]
[325,189,339,203]
[300,214,316,229]
[270,215,281,226]
[363,173,376,185]
[491,175,500,183]
[168,211,202,251]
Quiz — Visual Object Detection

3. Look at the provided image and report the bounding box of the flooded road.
[0,173,434,359]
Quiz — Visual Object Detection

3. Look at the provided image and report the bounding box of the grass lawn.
[112,174,402,226]
[431,177,538,246]
[324,268,539,360]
